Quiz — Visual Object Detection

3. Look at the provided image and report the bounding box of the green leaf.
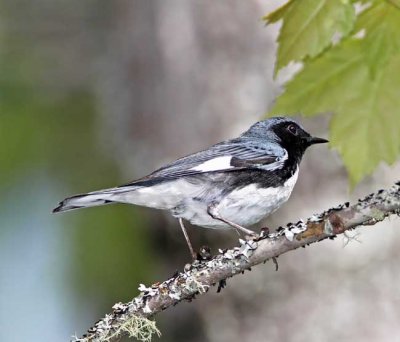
[388,0,400,9]
[270,39,364,116]
[330,55,400,185]
[265,0,355,74]
[262,0,294,24]
[355,1,400,77]
[269,39,400,185]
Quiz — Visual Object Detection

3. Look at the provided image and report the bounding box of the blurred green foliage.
[0,40,155,313]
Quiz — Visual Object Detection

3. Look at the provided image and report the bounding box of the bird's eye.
[287,124,297,135]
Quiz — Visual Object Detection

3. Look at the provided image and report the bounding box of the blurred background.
[1,1,399,341]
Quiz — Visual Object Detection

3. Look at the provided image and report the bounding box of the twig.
[74,181,400,342]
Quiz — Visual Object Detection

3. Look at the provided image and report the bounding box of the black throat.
[231,139,305,189]
[281,142,306,177]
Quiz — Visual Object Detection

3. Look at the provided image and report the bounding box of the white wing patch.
[191,156,233,172]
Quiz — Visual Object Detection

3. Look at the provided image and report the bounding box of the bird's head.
[242,116,328,154]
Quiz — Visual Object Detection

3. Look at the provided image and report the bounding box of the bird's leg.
[207,203,257,236]
[178,218,197,261]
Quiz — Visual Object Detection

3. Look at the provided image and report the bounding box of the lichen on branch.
[74,181,400,342]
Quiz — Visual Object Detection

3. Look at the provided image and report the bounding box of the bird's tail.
[53,187,134,213]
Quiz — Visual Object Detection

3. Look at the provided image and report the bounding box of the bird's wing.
[120,138,287,187]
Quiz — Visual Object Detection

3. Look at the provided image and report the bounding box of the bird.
[53,117,328,260]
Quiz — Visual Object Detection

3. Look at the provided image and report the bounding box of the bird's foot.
[256,226,272,240]
[197,245,212,261]
[260,226,270,235]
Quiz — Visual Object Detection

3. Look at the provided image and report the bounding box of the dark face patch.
[272,121,311,148]
[271,121,312,164]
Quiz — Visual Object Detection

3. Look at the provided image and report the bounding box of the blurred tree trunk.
[93,2,280,340]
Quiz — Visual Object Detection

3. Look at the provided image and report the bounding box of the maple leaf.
[265,0,400,185]
[264,0,355,74]
[269,38,400,185]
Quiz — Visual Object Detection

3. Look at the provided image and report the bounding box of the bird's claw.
[197,245,212,261]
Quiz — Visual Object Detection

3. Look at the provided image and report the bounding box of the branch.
[74,181,400,342]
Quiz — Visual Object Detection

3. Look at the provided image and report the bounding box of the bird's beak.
[306,136,329,145]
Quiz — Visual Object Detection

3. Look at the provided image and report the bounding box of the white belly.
[114,168,299,230]
[185,168,299,229]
